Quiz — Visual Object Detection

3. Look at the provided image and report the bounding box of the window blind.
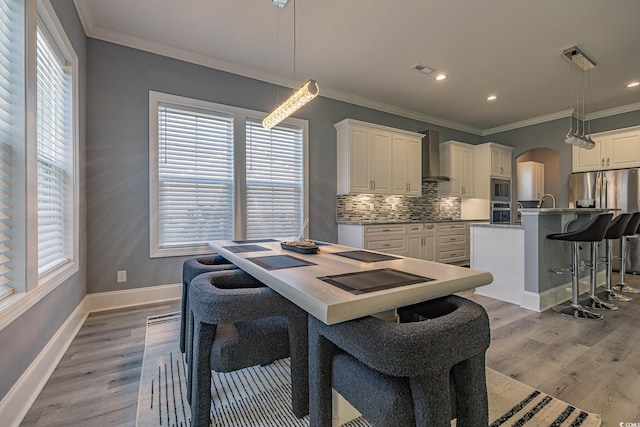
[36,25,73,276]
[157,103,234,247]
[0,0,18,295]
[246,118,304,239]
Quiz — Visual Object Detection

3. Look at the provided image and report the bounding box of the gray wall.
[0,0,87,401]
[85,39,480,294]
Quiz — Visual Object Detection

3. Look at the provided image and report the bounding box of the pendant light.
[263,0,319,129]
[563,46,596,150]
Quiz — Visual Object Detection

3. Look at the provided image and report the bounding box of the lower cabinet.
[338,222,468,264]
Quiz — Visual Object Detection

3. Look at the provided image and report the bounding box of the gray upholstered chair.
[188,269,309,427]
[180,255,238,353]
[309,295,490,427]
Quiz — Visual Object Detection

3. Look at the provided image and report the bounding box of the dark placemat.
[247,255,317,270]
[318,268,434,295]
[223,244,271,253]
[332,250,400,263]
[232,239,279,244]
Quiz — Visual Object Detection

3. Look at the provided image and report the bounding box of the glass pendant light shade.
[262,79,319,129]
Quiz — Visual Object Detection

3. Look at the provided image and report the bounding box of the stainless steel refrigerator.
[569,168,640,272]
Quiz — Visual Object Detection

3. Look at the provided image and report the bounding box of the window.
[246,119,304,238]
[150,92,308,257]
[35,6,78,285]
[0,0,21,299]
[157,103,234,248]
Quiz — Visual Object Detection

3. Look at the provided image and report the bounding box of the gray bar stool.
[614,211,640,294]
[180,256,238,353]
[547,213,613,319]
[596,213,633,303]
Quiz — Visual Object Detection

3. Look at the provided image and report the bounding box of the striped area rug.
[136,313,601,427]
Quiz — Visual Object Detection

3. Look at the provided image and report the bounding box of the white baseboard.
[87,283,181,312]
[521,271,605,312]
[0,283,182,426]
[0,296,89,427]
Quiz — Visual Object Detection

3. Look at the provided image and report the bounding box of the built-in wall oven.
[491,202,511,224]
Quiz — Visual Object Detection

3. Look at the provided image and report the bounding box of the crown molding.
[585,102,640,121]
[72,5,640,137]
[482,109,575,136]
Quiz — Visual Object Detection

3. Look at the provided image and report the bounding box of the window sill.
[150,244,216,259]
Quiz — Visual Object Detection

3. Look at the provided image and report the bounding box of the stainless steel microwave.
[491,178,510,202]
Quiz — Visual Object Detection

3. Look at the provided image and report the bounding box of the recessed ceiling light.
[627,81,640,88]
[435,74,447,81]
[486,95,497,101]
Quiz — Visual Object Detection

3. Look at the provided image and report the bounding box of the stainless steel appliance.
[569,168,640,272]
[491,201,511,224]
[490,178,511,202]
[421,130,450,182]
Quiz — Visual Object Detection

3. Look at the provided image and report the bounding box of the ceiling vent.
[563,46,596,71]
[410,63,434,75]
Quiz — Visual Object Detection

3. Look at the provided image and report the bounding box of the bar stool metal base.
[580,295,619,311]
[613,284,640,294]
[553,303,604,320]
[596,289,633,302]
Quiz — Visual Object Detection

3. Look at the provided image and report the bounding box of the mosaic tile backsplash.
[336,181,461,223]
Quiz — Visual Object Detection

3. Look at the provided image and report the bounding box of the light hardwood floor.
[21,275,640,426]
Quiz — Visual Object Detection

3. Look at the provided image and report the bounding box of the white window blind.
[0,0,18,296]
[36,24,73,276]
[157,103,234,248]
[246,118,304,239]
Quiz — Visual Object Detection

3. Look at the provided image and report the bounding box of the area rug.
[136,313,602,427]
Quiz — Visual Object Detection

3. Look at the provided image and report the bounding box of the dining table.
[210,238,493,325]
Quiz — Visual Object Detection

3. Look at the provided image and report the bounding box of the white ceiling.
[73,0,640,135]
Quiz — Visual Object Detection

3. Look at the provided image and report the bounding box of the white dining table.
[210,238,493,325]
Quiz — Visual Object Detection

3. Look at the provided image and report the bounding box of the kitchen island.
[470,208,613,312]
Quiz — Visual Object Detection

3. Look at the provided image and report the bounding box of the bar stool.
[180,255,238,353]
[596,213,633,303]
[613,211,640,294]
[547,213,612,319]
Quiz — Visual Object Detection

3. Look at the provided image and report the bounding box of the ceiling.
[73,0,640,135]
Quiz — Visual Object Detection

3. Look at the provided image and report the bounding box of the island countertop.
[519,208,618,213]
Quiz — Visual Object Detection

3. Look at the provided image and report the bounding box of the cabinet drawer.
[364,224,405,239]
[406,224,423,234]
[366,238,405,251]
[438,234,466,244]
[435,224,466,235]
[438,248,467,262]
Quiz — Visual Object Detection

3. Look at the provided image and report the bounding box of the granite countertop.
[469,223,524,229]
[337,219,490,225]
[519,208,619,213]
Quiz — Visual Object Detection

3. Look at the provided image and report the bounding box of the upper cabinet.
[336,119,422,195]
[472,142,514,199]
[517,161,545,201]
[438,141,475,198]
[572,127,640,172]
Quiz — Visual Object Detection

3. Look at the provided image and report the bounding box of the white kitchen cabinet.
[338,223,407,256]
[473,142,514,200]
[517,161,545,201]
[435,223,469,264]
[438,141,474,198]
[336,119,423,195]
[392,134,422,196]
[572,126,640,172]
[489,145,513,178]
[406,223,435,261]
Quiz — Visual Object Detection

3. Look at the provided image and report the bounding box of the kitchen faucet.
[537,193,556,208]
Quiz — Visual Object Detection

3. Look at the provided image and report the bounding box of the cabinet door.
[406,234,423,259]
[449,146,463,197]
[490,150,501,176]
[349,126,373,192]
[500,150,512,177]
[391,135,408,194]
[533,163,545,200]
[424,234,435,261]
[460,147,474,197]
[608,130,640,169]
[370,130,393,193]
[406,137,422,195]
[572,137,605,172]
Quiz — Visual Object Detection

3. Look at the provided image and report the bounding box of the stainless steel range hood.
[421,130,450,182]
